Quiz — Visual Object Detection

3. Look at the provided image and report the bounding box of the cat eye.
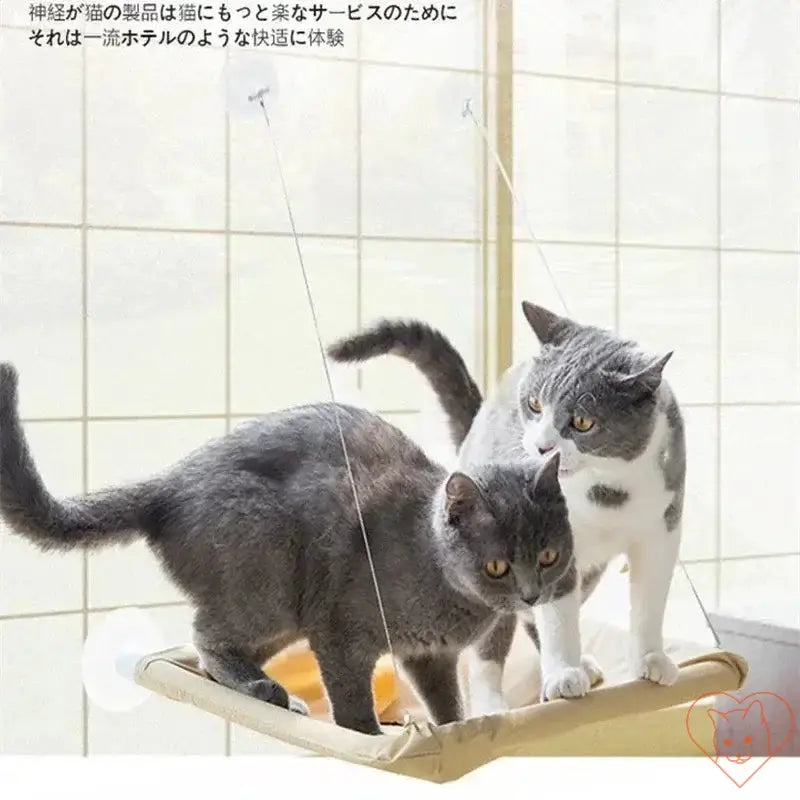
[527,396,542,414]
[538,549,559,567]
[571,414,595,432]
[485,559,510,579]
[743,736,752,744]
[723,739,732,747]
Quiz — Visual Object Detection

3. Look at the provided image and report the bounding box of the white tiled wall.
[0,614,85,754]
[512,1,800,632]
[228,54,358,236]
[1,0,798,757]
[619,0,717,90]
[0,423,84,616]
[230,235,359,411]
[0,0,487,754]
[513,76,616,242]
[0,32,83,223]
[618,247,718,404]
[0,227,84,418]
[360,65,483,239]
[618,87,717,247]
[86,48,227,230]
[359,240,482,409]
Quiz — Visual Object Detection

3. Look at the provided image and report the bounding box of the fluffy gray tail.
[0,362,156,552]
[327,320,483,448]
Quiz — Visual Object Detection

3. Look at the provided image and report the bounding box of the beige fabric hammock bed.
[135,616,747,783]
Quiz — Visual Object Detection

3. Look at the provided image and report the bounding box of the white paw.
[580,654,604,687]
[635,650,679,686]
[288,694,310,715]
[469,697,508,719]
[540,666,591,702]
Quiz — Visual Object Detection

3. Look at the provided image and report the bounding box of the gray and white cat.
[328,301,685,713]
[0,361,576,734]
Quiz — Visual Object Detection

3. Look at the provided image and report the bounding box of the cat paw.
[288,694,310,715]
[469,697,508,719]
[540,666,591,702]
[244,678,300,710]
[580,654,604,687]
[337,716,382,735]
[634,650,679,686]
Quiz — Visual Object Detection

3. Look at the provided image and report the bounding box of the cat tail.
[327,320,483,447]
[0,362,159,552]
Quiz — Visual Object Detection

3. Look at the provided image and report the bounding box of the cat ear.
[444,472,482,522]
[532,451,561,492]
[616,352,673,396]
[707,709,725,729]
[521,302,577,347]
[742,700,766,723]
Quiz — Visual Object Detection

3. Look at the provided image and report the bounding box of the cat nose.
[521,593,540,606]
[537,444,555,455]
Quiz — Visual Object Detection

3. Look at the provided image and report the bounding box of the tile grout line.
[15,401,800,426]
[0,220,487,244]
[515,238,800,255]
[0,600,190,623]
[80,41,90,759]
[2,20,799,104]
[480,0,490,391]
[682,551,800,567]
[714,0,723,611]
[356,16,363,391]
[0,26,477,74]
[18,409,427,424]
[613,0,621,334]
[223,45,232,759]
[6,552,799,622]
[512,67,800,105]
[4,219,800,256]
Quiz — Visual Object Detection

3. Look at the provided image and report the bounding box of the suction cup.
[432,68,482,133]
[223,51,280,119]
[81,607,166,713]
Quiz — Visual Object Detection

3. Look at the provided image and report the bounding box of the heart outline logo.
[685,691,796,788]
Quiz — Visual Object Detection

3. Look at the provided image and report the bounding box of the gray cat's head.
[432,453,575,618]
[516,302,673,476]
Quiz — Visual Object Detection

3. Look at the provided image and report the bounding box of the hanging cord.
[250,89,405,697]
[463,99,569,316]
[463,98,721,648]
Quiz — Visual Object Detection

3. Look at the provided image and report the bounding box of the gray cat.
[0,361,575,734]
[328,301,685,713]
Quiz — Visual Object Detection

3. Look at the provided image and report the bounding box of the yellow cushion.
[264,644,400,723]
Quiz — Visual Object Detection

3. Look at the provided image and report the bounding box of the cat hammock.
[134,618,747,782]
[129,85,748,781]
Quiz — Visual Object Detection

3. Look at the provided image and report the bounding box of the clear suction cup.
[81,607,165,713]
[432,68,482,132]
[223,52,280,119]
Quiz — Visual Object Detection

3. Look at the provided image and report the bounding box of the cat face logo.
[686,692,796,788]
[709,700,770,765]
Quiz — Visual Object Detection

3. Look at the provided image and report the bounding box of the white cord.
[253,95,402,687]
[463,100,570,316]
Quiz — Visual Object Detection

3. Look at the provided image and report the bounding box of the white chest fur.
[560,412,675,569]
